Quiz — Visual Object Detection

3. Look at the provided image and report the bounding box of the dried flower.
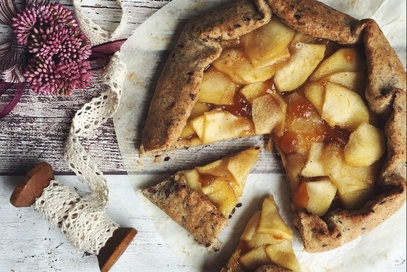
[11,3,92,95]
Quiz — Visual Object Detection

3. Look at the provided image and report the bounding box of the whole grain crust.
[141,172,228,251]
[141,0,406,252]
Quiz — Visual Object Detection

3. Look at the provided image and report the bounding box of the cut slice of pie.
[222,196,300,272]
[141,146,260,250]
[141,0,406,252]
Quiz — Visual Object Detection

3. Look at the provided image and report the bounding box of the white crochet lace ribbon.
[64,53,127,208]
[32,180,120,254]
[73,0,128,46]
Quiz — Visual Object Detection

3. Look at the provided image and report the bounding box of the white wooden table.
[1,0,406,271]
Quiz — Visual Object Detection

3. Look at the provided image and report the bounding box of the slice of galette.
[141,0,406,252]
[142,147,260,251]
[222,196,301,272]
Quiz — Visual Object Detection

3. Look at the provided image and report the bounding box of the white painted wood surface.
[1,174,193,272]
[1,1,406,272]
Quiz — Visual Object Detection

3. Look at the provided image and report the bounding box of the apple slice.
[304,179,337,216]
[252,94,285,135]
[322,142,379,197]
[180,123,195,139]
[321,82,369,130]
[269,92,288,137]
[189,102,210,120]
[183,169,201,192]
[241,16,296,68]
[344,122,386,167]
[190,110,254,144]
[199,67,238,105]
[226,147,260,197]
[265,240,301,272]
[258,197,293,240]
[281,153,306,192]
[304,82,325,115]
[301,141,326,177]
[212,48,276,84]
[325,71,366,94]
[196,157,229,177]
[241,211,261,242]
[201,177,237,216]
[248,232,283,248]
[239,246,270,272]
[310,47,365,81]
[239,82,270,104]
[274,42,326,92]
[189,114,205,140]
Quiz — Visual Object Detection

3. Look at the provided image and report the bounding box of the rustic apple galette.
[141,0,406,254]
[142,147,260,251]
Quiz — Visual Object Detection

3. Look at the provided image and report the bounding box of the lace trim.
[73,0,128,46]
[64,53,127,207]
[32,180,120,254]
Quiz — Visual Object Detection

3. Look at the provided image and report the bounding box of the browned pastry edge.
[141,0,272,154]
[141,171,228,251]
[141,0,407,253]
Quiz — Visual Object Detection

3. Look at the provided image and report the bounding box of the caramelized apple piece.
[322,142,379,208]
[239,82,270,104]
[324,71,366,94]
[252,94,285,135]
[183,169,201,192]
[265,240,301,272]
[241,211,261,242]
[274,42,326,92]
[241,16,295,68]
[310,47,365,81]
[202,178,237,216]
[301,141,326,177]
[344,122,386,167]
[303,82,325,115]
[321,82,369,130]
[226,147,260,197]
[212,48,276,84]
[190,110,254,144]
[258,197,293,240]
[239,246,270,271]
[199,67,238,105]
[304,179,337,216]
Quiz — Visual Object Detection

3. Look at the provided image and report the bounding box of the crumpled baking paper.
[113,0,406,271]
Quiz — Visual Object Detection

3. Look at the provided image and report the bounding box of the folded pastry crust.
[142,172,228,251]
[141,0,406,252]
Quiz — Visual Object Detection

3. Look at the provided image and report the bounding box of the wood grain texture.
[0,0,171,174]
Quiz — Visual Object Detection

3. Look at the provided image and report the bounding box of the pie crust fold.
[142,172,228,251]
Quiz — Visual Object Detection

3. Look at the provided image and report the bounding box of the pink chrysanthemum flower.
[11,3,92,95]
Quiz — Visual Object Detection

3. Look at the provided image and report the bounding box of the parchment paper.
[113,0,406,271]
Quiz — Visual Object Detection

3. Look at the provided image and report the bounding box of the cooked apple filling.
[183,147,260,217]
[223,196,300,272]
[180,16,386,215]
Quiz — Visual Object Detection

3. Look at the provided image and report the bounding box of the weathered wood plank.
[0,0,171,174]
